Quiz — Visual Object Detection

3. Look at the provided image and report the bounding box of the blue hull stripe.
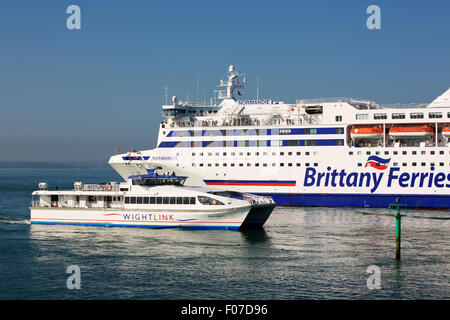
[30,221,240,230]
[256,193,450,209]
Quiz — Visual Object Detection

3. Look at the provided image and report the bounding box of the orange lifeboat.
[389,126,433,139]
[350,127,383,140]
[442,126,450,138]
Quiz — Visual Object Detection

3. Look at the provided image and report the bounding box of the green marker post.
[389,198,407,260]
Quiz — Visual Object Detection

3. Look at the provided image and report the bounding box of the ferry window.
[215,163,219,167]
[412,163,417,166]
[440,162,444,166]
[231,163,235,167]
[384,151,389,155]
[176,197,183,204]
[410,113,424,119]
[335,115,342,122]
[279,129,291,135]
[439,151,444,155]
[357,163,362,167]
[374,113,387,120]
[263,163,267,167]
[150,197,156,204]
[169,197,176,204]
[305,152,310,156]
[239,163,243,167]
[430,151,435,155]
[280,163,284,167]
[430,163,435,167]
[215,152,219,156]
[190,197,196,204]
[393,151,398,155]
[223,152,227,156]
[263,152,268,156]
[392,113,405,119]
[272,163,276,166]
[356,114,369,120]
[192,163,196,167]
[197,196,223,205]
[305,163,310,167]
[314,163,318,167]
[336,128,343,134]
[199,163,203,167]
[156,197,163,204]
[247,163,251,166]
[393,163,398,167]
[349,151,353,155]
[297,152,301,155]
[163,197,169,204]
[402,163,407,167]
[223,163,227,167]
[143,197,149,204]
[137,197,143,204]
[255,163,260,167]
[125,197,130,204]
[421,151,426,155]
[296,163,301,166]
[357,151,362,155]
[130,197,137,204]
[366,151,371,155]
[448,112,450,118]
[272,152,276,156]
[288,163,292,167]
[183,197,190,204]
[288,152,292,156]
[421,162,426,166]
[286,140,298,146]
[412,151,417,155]
[208,164,212,167]
[402,151,407,155]
[247,152,251,156]
[304,128,317,134]
[429,112,442,119]
[280,152,284,156]
[376,151,380,155]
[231,152,236,156]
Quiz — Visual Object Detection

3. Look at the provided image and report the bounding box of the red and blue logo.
[365,156,391,170]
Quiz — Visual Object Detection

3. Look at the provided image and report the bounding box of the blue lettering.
[398,172,410,188]
[370,173,384,193]
[434,173,446,188]
[388,167,400,187]
[304,168,316,187]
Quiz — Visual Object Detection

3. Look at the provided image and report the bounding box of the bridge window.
[356,114,369,120]
[374,113,387,120]
[392,113,406,119]
[410,112,424,119]
[429,112,442,118]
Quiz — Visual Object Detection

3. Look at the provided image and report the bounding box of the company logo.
[365,156,390,170]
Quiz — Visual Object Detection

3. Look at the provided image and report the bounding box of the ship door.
[51,195,59,207]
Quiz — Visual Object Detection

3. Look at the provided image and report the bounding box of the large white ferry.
[109,65,450,209]
[30,170,275,230]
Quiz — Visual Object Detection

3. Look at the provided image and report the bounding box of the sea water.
[0,169,448,299]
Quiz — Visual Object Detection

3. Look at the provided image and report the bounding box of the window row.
[357,112,450,120]
[349,150,447,156]
[125,196,196,205]
[190,162,319,167]
[159,139,344,148]
[168,127,344,137]
[357,162,447,167]
[187,151,319,157]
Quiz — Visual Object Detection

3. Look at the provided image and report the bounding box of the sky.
[0,0,449,162]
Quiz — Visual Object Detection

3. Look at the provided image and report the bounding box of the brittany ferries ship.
[109,65,450,209]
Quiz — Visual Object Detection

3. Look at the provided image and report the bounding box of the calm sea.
[0,169,448,299]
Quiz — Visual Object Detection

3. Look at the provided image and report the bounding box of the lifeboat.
[442,126,450,138]
[389,126,433,139]
[350,127,383,140]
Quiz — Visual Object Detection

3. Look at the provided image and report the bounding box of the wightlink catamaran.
[30,169,275,230]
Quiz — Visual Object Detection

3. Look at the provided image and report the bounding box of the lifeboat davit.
[389,126,433,139]
[442,126,450,138]
[350,127,383,140]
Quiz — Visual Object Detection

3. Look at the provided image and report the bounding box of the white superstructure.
[109,65,450,209]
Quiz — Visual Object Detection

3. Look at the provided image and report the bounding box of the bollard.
[389,198,407,260]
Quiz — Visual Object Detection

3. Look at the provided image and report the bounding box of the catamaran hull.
[30,207,254,230]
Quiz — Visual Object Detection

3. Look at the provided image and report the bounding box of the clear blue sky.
[0,0,449,161]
